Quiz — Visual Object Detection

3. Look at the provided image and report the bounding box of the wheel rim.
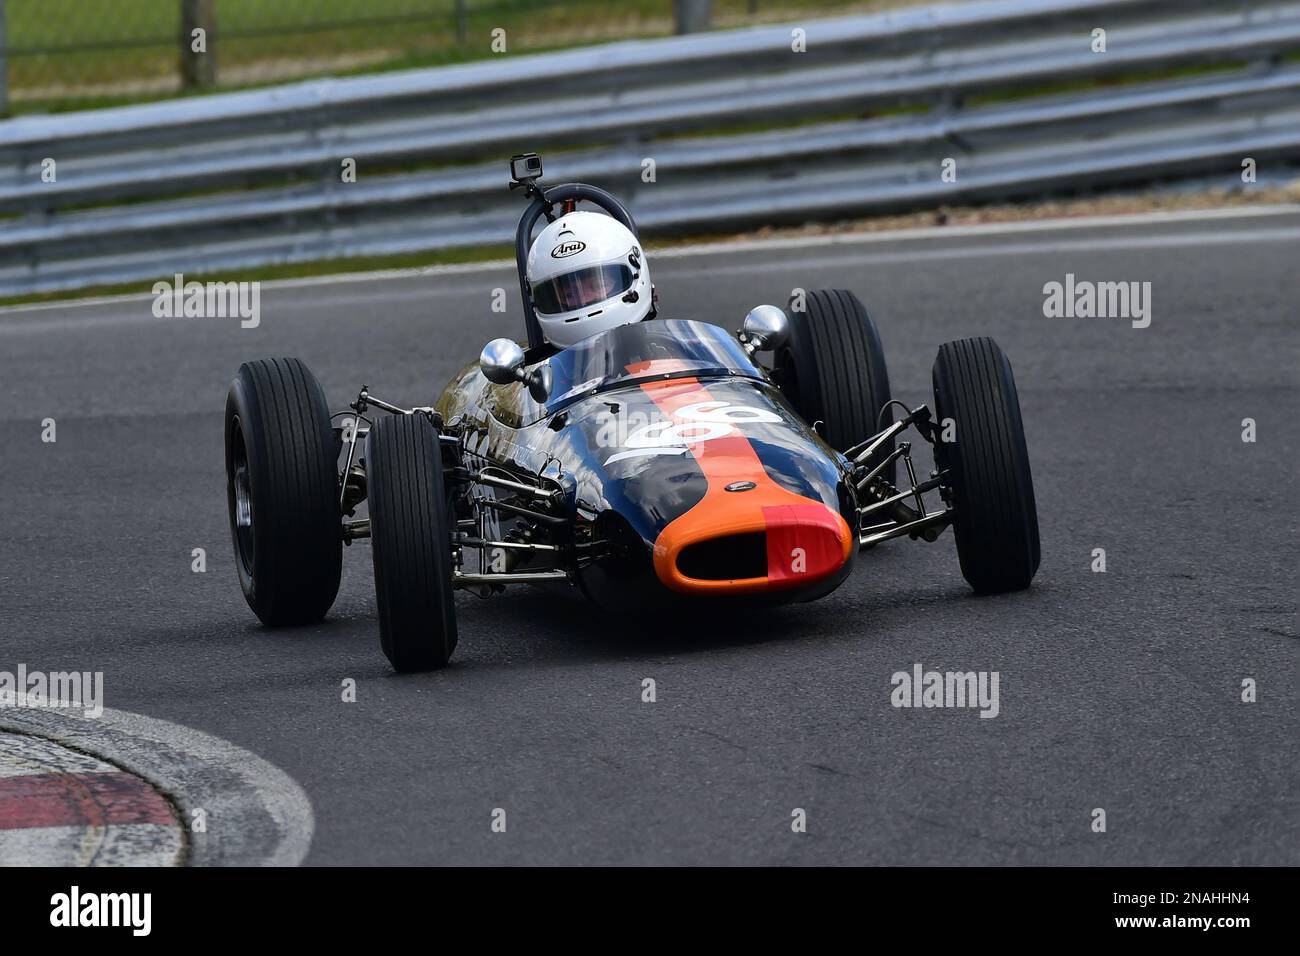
[229,417,256,575]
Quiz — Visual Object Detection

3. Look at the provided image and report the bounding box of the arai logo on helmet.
[551,240,586,259]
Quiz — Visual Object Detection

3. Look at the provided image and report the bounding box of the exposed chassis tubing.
[334,383,955,589]
[336,385,574,591]
[846,404,955,549]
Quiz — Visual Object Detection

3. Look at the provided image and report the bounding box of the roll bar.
[514,182,640,350]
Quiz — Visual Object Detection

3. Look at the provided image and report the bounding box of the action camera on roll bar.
[510,153,543,185]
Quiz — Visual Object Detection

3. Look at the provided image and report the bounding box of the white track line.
[650,203,1300,259]
[662,227,1300,278]
[1,204,1296,316]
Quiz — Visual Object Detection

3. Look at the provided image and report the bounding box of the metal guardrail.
[0,0,1297,296]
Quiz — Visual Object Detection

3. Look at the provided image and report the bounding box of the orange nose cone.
[632,370,853,596]
[653,487,852,595]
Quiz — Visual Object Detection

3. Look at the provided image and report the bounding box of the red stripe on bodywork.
[763,504,852,583]
[0,772,177,831]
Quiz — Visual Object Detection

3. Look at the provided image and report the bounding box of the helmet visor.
[533,264,633,315]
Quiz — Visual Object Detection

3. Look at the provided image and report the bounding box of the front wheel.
[224,357,343,626]
[932,337,1040,593]
[367,413,458,672]
[773,289,895,482]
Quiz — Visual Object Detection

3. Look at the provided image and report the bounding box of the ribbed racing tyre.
[224,357,342,626]
[775,288,895,482]
[931,337,1040,594]
[366,413,458,672]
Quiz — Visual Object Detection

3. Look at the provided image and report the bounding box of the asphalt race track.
[2,208,1296,865]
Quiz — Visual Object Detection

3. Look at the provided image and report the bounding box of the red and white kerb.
[0,732,183,867]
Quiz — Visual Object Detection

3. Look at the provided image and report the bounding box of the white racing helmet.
[526,211,652,348]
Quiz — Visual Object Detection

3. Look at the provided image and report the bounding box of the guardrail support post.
[0,0,8,115]
[181,0,217,89]
[674,0,712,34]
[455,0,468,43]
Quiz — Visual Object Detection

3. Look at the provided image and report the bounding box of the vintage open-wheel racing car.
[225,154,1040,672]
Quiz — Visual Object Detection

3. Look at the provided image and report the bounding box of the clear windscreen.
[539,320,763,417]
[485,321,766,428]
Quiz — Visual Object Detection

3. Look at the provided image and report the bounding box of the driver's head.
[526,211,653,348]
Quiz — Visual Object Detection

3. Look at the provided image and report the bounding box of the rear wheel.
[367,413,458,672]
[932,337,1040,593]
[774,288,895,482]
[224,357,342,626]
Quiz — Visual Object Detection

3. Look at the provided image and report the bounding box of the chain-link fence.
[0,0,876,114]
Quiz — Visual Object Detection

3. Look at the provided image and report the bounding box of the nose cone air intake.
[654,488,852,595]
